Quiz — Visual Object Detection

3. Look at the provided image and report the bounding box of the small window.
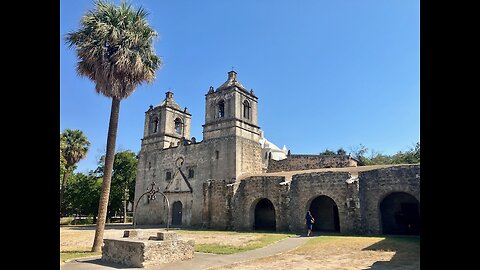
[215,150,219,159]
[349,200,356,208]
[264,152,268,159]
[174,118,183,134]
[188,168,194,178]
[243,100,251,119]
[166,171,172,180]
[152,118,159,133]
[218,100,225,118]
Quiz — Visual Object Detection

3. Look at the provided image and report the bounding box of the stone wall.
[344,177,362,234]
[288,171,359,233]
[134,141,211,227]
[237,137,263,176]
[358,165,420,234]
[102,232,194,267]
[232,176,289,231]
[267,155,356,173]
[135,123,262,228]
[203,179,234,229]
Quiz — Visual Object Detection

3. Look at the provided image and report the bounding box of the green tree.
[349,142,420,165]
[113,151,137,223]
[349,144,370,165]
[60,136,67,188]
[390,143,420,164]
[96,151,137,223]
[320,149,336,155]
[65,0,161,252]
[60,129,90,217]
[413,142,420,162]
[336,148,347,155]
[369,151,393,165]
[64,172,102,220]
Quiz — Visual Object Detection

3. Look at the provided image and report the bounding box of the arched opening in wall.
[151,117,159,133]
[243,100,250,119]
[174,118,183,134]
[380,192,420,235]
[253,198,276,231]
[309,195,340,232]
[172,201,183,226]
[217,100,225,118]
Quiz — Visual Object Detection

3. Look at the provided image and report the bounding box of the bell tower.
[202,71,263,178]
[142,91,191,149]
[203,71,260,141]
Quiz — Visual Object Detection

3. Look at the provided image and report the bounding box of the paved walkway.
[60,235,309,270]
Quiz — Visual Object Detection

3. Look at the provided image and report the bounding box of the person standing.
[305,211,315,236]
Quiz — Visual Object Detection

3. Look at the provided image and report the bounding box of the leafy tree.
[60,129,90,217]
[96,151,137,222]
[368,151,393,165]
[65,0,161,252]
[413,142,420,162]
[112,151,137,223]
[390,143,420,164]
[349,144,369,165]
[64,172,102,220]
[336,148,347,155]
[60,136,66,186]
[349,142,420,165]
[320,149,336,155]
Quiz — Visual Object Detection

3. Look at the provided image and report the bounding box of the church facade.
[134,71,420,235]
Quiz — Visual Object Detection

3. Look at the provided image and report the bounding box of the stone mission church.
[134,71,420,235]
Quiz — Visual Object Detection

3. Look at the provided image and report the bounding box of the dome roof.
[259,130,288,160]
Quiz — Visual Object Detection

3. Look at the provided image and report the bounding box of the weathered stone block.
[123,229,144,238]
[102,233,195,267]
[157,231,178,240]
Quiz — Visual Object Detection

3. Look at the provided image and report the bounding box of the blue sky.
[60,0,420,173]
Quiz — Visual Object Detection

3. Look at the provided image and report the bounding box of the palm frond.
[65,0,161,99]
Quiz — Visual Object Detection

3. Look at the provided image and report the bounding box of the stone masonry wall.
[288,171,359,233]
[232,176,289,231]
[237,137,263,176]
[203,179,235,229]
[267,155,356,173]
[358,165,420,235]
[102,234,194,267]
[135,125,244,226]
[135,141,213,226]
[344,177,362,233]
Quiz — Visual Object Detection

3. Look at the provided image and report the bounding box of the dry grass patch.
[210,235,419,270]
[60,225,292,262]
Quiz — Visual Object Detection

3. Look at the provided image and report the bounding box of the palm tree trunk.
[60,167,70,217]
[123,188,127,223]
[92,97,121,252]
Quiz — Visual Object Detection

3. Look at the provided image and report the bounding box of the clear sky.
[60,0,420,174]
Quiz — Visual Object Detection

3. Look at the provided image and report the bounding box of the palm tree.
[65,0,161,252]
[60,129,90,217]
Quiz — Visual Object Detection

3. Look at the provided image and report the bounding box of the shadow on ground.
[361,236,420,270]
[75,258,137,269]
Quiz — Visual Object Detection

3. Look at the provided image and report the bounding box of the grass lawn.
[195,232,292,254]
[60,250,101,263]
